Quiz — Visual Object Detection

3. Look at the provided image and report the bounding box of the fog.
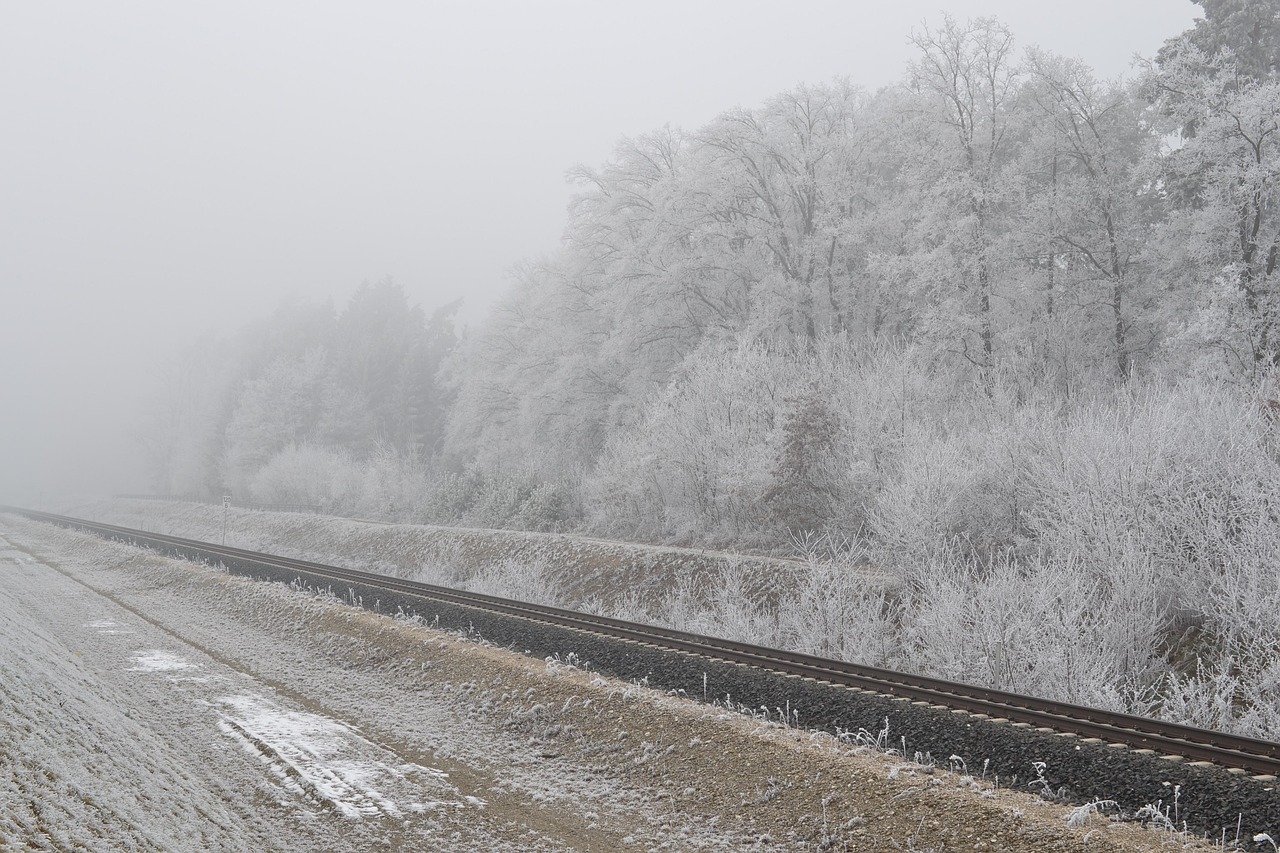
[0,1,1196,502]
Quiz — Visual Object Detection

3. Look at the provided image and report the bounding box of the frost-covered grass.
[61,496,858,616]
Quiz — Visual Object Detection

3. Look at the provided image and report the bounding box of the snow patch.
[170,675,222,684]
[128,650,197,672]
[84,619,135,635]
[215,694,468,819]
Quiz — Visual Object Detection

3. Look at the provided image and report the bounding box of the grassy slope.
[57,498,881,609]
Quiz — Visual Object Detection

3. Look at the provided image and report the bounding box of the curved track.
[8,507,1280,778]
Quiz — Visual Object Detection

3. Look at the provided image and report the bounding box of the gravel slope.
[0,515,1220,852]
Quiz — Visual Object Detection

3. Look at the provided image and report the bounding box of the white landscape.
[0,515,1220,852]
[4,1,1280,850]
[0,528,498,851]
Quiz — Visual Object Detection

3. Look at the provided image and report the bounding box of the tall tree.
[334,278,456,454]
[1159,0,1280,84]
[697,82,869,344]
[1149,41,1280,367]
[1025,51,1158,377]
[904,16,1023,376]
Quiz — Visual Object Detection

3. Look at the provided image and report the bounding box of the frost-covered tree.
[583,340,801,543]
[762,389,843,534]
[1023,51,1159,377]
[1158,0,1280,85]
[144,285,456,504]
[696,83,870,343]
[1149,42,1280,369]
[901,16,1024,376]
[333,278,457,454]
[220,348,372,496]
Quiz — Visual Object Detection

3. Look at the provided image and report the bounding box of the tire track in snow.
[106,631,480,820]
[213,694,471,819]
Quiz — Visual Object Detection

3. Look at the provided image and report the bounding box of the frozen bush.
[886,551,1162,712]
[869,392,1039,569]
[417,468,578,531]
[464,554,565,608]
[410,536,471,587]
[775,553,900,667]
[511,481,575,532]
[1160,520,1280,739]
[643,563,783,647]
[417,471,479,524]
[1021,383,1275,582]
[249,444,359,510]
[350,444,433,521]
[584,338,931,547]
[583,339,801,545]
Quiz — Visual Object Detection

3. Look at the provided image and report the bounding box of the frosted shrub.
[419,469,575,531]
[870,396,1038,569]
[581,588,650,623]
[418,471,478,524]
[857,376,1280,726]
[1014,380,1280,728]
[650,573,711,635]
[583,340,804,545]
[897,553,1163,712]
[648,564,783,648]
[871,435,984,566]
[641,545,896,670]
[465,554,566,608]
[249,444,359,510]
[1160,657,1248,735]
[1162,532,1280,739]
[511,481,575,532]
[775,554,899,667]
[821,344,949,540]
[579,429,667,540]
[410,537,471,587]
[584,339,934,547]
[688,561,783,647]
[350,445,434,521]
[1023,383,1277,597]
[467,475,526,528]
[250,442,446,522]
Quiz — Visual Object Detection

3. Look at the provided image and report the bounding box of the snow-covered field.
[0,515,1212,852]
[0,525,518,850]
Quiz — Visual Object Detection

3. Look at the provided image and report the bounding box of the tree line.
[145,5,1280,542]
[141,280,458,518]
[442,3,1280,539]
[138,3,1280,736]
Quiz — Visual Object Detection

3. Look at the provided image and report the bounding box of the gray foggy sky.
[0,1,1198,501]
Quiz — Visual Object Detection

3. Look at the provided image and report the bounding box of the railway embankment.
[1,512,1241,852]
[54,497,890,607]
[15,506,1280,846]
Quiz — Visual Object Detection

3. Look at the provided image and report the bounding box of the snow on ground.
[0,515,1214,852]
[0,525,563,851]
[213,692,467,820]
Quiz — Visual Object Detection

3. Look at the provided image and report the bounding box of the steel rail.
[8,507,1280,777]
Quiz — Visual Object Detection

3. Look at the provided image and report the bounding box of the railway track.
[7,507,1280,781]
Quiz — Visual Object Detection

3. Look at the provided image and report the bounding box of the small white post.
[222,495,231,545]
